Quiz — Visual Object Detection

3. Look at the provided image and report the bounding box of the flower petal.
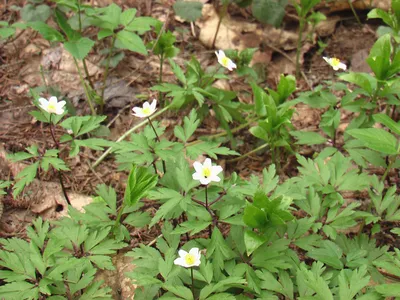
[193,161,203,173]
[174,257,187,267]
[212,165,223,176]
[143,101,150,109]
[132,107,142,113]
[55,108,64,115]
[189,248,199,257]
[203,158,212,168]
[38,98,48,107]
[192,173,203,181]
[178,249,188,258]
[338,62,347,70]
[57,100,66,109]
[150,99,157,111]
[49,96,58,106]
[210,175,221,183]
[199,177,211,185]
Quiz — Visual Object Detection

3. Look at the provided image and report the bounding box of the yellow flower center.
[331,58,340,67]
[47,103,56,111]
[142,107,151,115]
[221,56,229,67]
[185,254,196,265]
[202,167,211,178]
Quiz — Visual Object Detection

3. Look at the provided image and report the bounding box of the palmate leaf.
[12,162,40,197]
[338,266,371,300]
[207,228,236,274]
[149,189,185,227]
[69,138,114,157]
[0,281,39,300]
[186,141,239,160]
[297,262,333,300]
[80,280,113,299]
[307,240,344,269]
[290,130,327,145]
[174,109,200,143]
[199,276,247,300]
[61,116,107,137]
[124,165,158,207]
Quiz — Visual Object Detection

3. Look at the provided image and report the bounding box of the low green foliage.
[2,0,400,299]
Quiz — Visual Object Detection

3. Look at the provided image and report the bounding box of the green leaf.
[0,27,15,38]
[55,8,80,41]
[124,165,158,207]
[61,115,107,137]
[0,282,38,299]
[252,0,288,27]
[375,283,400,297]
[206,228,236,272]
[13,162,39,197]
[120,8,137,26]
[169,58,186,85]
[373,113,400,135]
[244,230,266,256]
[297,262,333,300]
[162,283,193,300]
[347,128,399,155]
[149,189,184,227]
[290,131,327,145]
[21,4,51,22]
[173,1,204,22]
[125,17,159,34]
[339,72,377,95]
[173,220,211,236]
[174,109,200,143]
[116,30,147,55]
[307,240,343,269]
[64,37,95,60]
[366,34,392,80]
[29,21,64,42]
[338,266,370,300]
[243,202,267,228]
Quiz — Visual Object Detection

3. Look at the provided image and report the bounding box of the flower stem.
[205,185,212,237]
[49,114,71,206]
[190,268,195,299]
[348,0,362,25]
[92,104,172,168]
[295,18,305,79]
[72,58,96,116]
[212,2,228,48]
[159,53,164,105]
[382,155,396,183]
[99,34,117,114]
[147,117,166,174]
[227,143,269,163]
[114,203,125,231]
[187,117,260,147]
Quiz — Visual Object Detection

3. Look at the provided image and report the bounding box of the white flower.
[192,158,223,185]
[174,248,201,268]
[132,99,157,118]
[323,56,347,71]
[215,50,237,71]
[38,96,66,115]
